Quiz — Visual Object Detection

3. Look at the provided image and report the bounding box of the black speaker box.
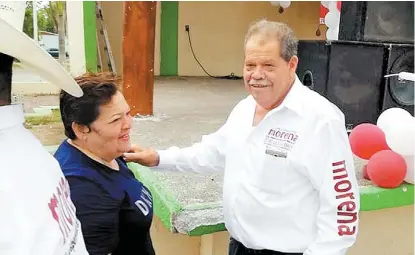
[296,40,414,130]
[339,1,414,43]
[296,40,329,97]
[382,44,414,115]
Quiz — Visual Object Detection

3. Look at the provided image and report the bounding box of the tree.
[38,9,55,34]
[23,1,55,39]
[44,1,67,65]
[23,1,33,38]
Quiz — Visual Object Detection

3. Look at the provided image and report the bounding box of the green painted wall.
[83,1,98,73]
[160,1,179,76]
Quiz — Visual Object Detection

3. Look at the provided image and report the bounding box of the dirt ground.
[25,77,372,201]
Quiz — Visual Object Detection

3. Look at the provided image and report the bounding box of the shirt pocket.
[253,154,289,194]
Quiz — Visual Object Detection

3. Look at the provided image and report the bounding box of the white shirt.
[0,104,89,255]
[155,77,360,255]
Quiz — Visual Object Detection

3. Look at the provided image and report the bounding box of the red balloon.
[349,123,390,160]
[367,150,407,188]
[362,164,370,180]
[337,1,342,12]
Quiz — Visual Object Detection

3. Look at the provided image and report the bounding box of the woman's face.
[83,91,133,159]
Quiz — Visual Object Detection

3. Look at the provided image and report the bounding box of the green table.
[127,162,414,237]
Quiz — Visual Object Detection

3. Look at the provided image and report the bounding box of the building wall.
[39,34,59,50]
[177,1,326,76]
[97,1,326,78]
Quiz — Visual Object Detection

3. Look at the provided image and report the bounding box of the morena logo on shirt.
[267,128,298,143]
[332,160,358,236]
[48,177,79,246]
[264,127,299,154]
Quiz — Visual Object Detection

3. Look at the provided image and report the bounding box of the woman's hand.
[123,144,160,167]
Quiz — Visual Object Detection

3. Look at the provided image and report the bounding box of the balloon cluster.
[270,1,291,9]
[321,1,341,40]
[349,108,415,188]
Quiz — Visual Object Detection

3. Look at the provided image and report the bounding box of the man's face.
[243,36,298,110]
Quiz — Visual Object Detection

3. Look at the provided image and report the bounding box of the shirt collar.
[248,75,304,117]
[0,104,25,130]
[279,75,304,116]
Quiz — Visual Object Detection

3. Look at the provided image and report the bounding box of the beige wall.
[151,205,414,255]
[348,205,414,255]
[177,1,326,76]
[99,1,161,76]
[151,217,201,255]
[100,1,325,77]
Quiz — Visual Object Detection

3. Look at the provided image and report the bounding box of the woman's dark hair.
[60,72,121,140]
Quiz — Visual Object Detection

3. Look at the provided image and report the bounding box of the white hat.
[0,1,83,97]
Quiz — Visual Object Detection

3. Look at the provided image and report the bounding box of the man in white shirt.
[124,20,360,255]
[0,2,89,254]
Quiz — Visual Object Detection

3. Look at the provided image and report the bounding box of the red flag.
[320,4,329,24]
[320,1,342,25]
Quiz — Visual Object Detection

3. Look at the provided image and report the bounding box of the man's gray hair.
[244,19,298,62]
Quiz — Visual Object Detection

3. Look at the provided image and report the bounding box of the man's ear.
[289,55,299,71]
[71,122,90,140]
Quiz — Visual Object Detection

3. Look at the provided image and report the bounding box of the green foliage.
[38,8,56,33]
[23,1,33,38]
[44,1,66,34]
[23,1,56,39]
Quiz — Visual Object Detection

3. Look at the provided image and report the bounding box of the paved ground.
[25,76,370,208]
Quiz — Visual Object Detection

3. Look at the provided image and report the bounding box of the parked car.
[47,48,69,58]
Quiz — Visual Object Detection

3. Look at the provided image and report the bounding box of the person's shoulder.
[228,95,255,117]
[54,141,97,178]
[236,95,255,108]
[59,153,121,197]
[54,139,72,159]
[63,165,117,197]
[300,85,345,124]
[0,128,61,176]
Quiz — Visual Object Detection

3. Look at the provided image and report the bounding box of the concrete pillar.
[66,1,86,77]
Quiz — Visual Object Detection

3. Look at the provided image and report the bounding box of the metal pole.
[33,1,38,43]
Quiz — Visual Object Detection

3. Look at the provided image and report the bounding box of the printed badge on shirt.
[264,127,298,158]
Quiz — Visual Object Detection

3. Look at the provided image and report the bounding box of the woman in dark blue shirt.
[54,73,155,255]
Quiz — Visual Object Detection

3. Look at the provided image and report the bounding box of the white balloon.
[324,11,340,28]
[328,1,339,12]
[321,1,331,8]
[332,27,339,39]
[377,107,412,134]
[385,116,415,156]
[404,155,414,184]
[280,1,291,8]
[326,28,334,40]
[270,1,279,6]
[325,27,339,40]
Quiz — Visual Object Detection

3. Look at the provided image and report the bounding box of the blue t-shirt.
[54,140,155,255]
